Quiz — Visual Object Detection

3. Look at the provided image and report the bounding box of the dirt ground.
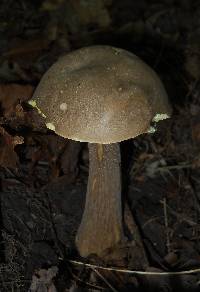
[1,0,200,291]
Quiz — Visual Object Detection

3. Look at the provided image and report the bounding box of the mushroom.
[28,46,171,258]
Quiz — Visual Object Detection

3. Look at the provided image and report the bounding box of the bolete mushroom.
[28,46,171,258]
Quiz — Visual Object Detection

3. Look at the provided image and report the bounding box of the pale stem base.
[76,143,125,257]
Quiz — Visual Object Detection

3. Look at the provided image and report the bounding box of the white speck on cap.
[60,103,67,111]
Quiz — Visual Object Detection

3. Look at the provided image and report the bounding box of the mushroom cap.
[30,45,171,144]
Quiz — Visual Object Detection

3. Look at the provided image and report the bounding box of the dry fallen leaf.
[0,83,34,117]
[29,266,58,292]
[3,38,50,62]
[69,0,111,29]
[192,122,200,144]
[41,0,65,11]
[184,42,200,80]
[0,126,23,168]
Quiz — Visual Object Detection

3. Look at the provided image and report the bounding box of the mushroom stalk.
[76,143,125,257]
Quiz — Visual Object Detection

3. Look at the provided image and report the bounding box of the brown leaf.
[0,126,23,168]
[192,122,200,144]
[41,0,65,11]
[3,38,50,62]
[60,140,81,176]
[69,0,111,29]
[0,83,34,117]
[29,266,58,292]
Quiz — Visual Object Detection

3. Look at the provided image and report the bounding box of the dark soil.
[1,0,200,291]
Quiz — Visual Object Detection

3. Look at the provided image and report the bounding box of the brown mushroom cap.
[30,45,171,144]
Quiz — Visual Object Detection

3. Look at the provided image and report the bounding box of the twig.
[68,259,200,276]
[157,163,193,171]
[162,198,171,253]
[161,201,197,226]
[70,271,105,290]
[91,267,119,292]
[142,216,161,229]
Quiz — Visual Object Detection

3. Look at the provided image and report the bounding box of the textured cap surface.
[30,45,171,143]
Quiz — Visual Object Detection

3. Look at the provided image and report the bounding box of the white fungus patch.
[59,103,68,112]
[152,113,170,123]
[28,100,36,107]
[28,99,46,118]
[147,126,156,134]
[46,123,55,131]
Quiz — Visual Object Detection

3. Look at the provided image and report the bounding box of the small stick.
[162,198,171,254]
[69,259,200,275]
[91,268,119,292]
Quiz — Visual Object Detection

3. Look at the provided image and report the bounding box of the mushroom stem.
[76,143,125,257]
